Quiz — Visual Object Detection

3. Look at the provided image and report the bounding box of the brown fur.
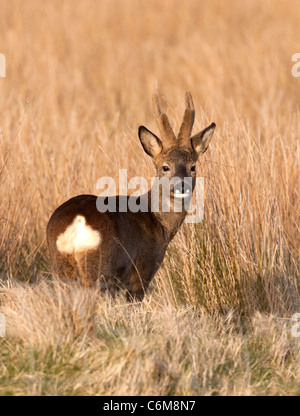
[46,92,216,301]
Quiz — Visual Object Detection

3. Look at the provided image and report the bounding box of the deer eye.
[162,166,170,172]
[191,165,196,172]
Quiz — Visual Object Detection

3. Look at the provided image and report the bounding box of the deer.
[46,92,216,301]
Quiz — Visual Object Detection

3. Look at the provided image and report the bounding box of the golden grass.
[0,0,299,395]
[1,279,300,395]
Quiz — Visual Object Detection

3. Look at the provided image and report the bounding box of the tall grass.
[0,0,299,395]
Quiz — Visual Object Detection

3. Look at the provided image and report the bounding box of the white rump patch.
[56,215,101,254]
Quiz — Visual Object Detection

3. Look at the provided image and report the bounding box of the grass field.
[0,0,299,395]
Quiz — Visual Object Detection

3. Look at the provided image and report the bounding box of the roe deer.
[46,92,216,301]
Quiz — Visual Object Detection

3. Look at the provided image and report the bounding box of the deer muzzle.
[172,180,193,199]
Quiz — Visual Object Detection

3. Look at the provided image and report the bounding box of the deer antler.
[152,93,176,146]
[178,91,195,144]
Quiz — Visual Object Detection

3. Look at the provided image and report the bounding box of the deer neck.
[147,188,188,244]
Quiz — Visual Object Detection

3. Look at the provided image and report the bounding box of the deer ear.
[191,122,216,157]
[138,126,163,158]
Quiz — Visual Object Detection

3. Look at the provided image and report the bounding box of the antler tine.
[152,93,162,118]
[178,91,195,143]
[152,93,176,146]
[185,91,195,113]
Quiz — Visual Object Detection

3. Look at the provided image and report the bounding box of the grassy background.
[0,0,299,395]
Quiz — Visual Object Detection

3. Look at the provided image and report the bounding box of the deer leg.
[126,267,149,302]
[126,257,163,302]
[52,252,77,281]
[75,250,101,288]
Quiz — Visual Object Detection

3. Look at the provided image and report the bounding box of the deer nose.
[173,181,192,198]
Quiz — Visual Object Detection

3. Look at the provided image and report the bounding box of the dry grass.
[1,279,300,395]
[0,0,299,395]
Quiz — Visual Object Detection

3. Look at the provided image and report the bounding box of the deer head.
[138,92,216,201]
